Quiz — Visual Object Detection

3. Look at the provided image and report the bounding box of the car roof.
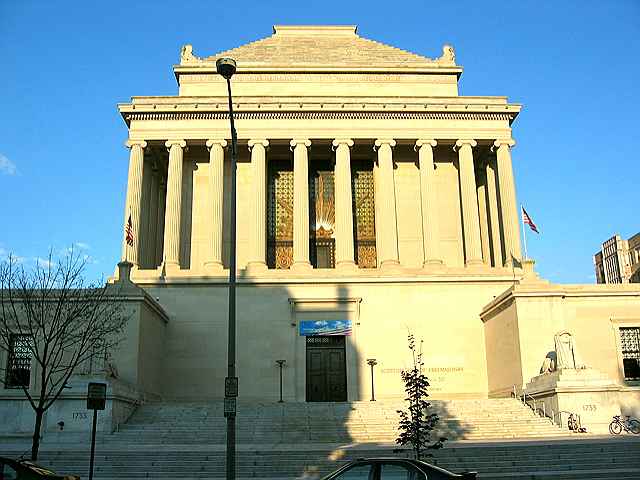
[353,458,462,476]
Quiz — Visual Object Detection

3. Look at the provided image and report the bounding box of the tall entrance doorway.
[306,336,347,402]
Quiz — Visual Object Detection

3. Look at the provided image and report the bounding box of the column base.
[246,261,268,275]
[290,261,313,272]
[203,261,224,275]
[162,261,181,276]
[465,259,484,267]
[380,259,401,270]
[422,260,445,272]
[336,260,358,272]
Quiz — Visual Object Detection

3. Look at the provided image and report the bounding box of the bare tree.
[0,250,129,460]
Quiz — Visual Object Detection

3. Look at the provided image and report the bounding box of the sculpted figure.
[180,44,200,64]
[554,330,579,369]
[438,44,456,65]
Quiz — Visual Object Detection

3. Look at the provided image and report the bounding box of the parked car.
[0,458,80,480]
[321,458,477,480]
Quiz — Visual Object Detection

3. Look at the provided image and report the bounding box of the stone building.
[594,232,640,284]
[1,25,639,436]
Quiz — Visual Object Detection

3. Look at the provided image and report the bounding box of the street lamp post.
[276,360,286,403]
[367,359,377,401]
[217,57,238,480]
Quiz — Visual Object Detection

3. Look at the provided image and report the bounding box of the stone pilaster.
[494,139,522,266]
[162,139,186,273]
[486,157,503,267]
[415,139,443,268]
[455,139,483,266]
[290,138,312,271]
[146,160,159,268]
[155,175,167,268]
[122,140,147,266]
[477,174,491,265]
[374,139,399,268]
[247,139,269,272]
[332,138,356,269]
[204,139,227,273]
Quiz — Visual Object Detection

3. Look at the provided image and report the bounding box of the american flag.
[522,207,539,234]
[125,214,134,246]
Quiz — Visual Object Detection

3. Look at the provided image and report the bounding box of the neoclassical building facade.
[1,25,639,435]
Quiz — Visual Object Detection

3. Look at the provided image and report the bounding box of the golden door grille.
[352,160,377,268]
[267,162,294,269]
[310,167,335,268]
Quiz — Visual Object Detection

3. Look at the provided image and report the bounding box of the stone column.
[494,139,522,266]
[122,140,147,266]
[455,139,483,266]
[486,158,503,267]
[374,139,400,267]
[290,138,312,271]
[204,139,227,273]
[163,139,186,273]
[333,138,356,269]
[247,139,269,272]
[415,139,443,267]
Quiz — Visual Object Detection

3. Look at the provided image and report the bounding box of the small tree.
[396,333,445,460]
[0,250,129,460]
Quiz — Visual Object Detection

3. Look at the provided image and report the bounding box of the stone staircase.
[3,399,640,479]
[107,398,571,444]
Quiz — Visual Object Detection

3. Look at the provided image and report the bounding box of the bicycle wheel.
[610,421,622,435]
[628,419,640,435]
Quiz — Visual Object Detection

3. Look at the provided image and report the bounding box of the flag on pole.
[522,207,539,234]
[125,214,134,246]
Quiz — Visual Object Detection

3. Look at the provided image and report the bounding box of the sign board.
[225,377,238,397]
[224,397,236,417]
[299,320,352,336]
[87,382,107,410]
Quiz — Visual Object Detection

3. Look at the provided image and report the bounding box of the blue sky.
[0,1,638,284]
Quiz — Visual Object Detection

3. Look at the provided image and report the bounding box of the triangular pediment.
[180,25,457,71]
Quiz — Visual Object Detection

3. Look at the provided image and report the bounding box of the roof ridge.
[207,33,273,60]
[357,36,435,63]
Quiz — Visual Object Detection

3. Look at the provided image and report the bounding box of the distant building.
[594,233,640,284]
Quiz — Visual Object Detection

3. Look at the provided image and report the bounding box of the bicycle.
[609,415,640,435]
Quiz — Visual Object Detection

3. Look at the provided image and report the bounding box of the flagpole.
[520,204,528,260]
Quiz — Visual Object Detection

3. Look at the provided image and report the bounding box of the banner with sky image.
[299,320,352,336]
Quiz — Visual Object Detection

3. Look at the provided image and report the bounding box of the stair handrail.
[512,385,553,424]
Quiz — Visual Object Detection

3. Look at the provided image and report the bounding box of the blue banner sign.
[299,320,352,336]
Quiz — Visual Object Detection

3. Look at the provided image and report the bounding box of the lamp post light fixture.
[367,358,378,401]
[217,56,238,480]
[276,360,286,403]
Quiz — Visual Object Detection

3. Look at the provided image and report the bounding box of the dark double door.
[306,336,347,402]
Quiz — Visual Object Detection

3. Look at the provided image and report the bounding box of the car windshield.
[22,461,57,475]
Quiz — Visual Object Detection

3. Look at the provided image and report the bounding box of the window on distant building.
[4,334,32,389]
[620,327,640,380]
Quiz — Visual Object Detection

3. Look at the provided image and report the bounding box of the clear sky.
[1,0,638,284]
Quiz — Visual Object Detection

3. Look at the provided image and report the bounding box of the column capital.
[332,138,354,148]
[206,139,228,149]
[415,139,437,150]
[454,139,477,150]
[290,138,311,149]
[492,138,516,151]
[248,139,269,149]
[125,139,147,149]
[165,139,187,149]
[374,138,396,149]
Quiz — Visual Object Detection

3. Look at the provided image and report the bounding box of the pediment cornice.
[118,97,521,126]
